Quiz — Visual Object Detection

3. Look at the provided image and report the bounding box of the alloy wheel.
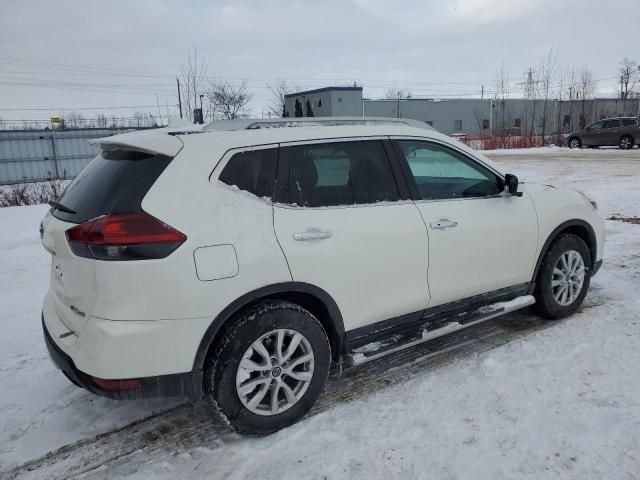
[551,250,585,306]
[569,138,581,149]
[235,329,315,416]
[620,137,633,149]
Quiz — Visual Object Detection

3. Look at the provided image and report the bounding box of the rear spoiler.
[89,129,184,157]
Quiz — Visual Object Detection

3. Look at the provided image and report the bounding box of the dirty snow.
[1,149,639,479]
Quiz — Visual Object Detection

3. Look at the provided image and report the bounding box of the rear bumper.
[42,315,202,401]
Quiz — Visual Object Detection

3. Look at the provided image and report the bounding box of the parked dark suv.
[567,117,639,149]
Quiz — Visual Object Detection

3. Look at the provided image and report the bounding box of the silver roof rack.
[201,116,434,132]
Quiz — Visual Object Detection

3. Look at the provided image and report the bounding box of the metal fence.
[0,128,150,185]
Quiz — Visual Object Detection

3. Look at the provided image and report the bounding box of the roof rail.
[202,116,434,132]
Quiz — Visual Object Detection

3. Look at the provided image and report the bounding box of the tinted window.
[602,119,621,129]
[52,150,172,223]
[622,118,638,127]
[218,148,277,199]
[588,121,603,130]
[281,140,399,207]
[397,141,501,200]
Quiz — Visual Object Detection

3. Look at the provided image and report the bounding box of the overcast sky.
[0,0,638,126]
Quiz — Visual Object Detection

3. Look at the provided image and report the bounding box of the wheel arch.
[531,219,597,286]
[620,134,635,147]
[568,136,582,147]
[192,282,346,372]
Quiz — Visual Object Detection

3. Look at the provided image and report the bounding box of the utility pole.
[176,78,183,119]
[620,75,625,99]
[568,87,573,131]
[481,85,484,99]
[397,92,401,118]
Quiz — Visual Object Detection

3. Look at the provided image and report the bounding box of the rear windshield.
[51,149,172,223]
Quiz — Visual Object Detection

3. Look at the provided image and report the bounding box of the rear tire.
[568,137,582,149]
[619,135,634,150]
[534,234,592,320]
[203,300,331,435]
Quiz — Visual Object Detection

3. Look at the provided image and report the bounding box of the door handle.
[430,218,458,229]
[293,229,332,241]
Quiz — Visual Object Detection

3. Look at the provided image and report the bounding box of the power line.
[0,104,176,112]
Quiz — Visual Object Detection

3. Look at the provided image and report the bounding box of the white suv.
[41,118,604,434]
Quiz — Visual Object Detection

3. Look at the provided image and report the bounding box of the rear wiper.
[48,201,76,215]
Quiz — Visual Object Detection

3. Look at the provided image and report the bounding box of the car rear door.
[273,138,430,332]
[601,119,622,145]
[391,138,538,307]
[621,118,640,143]
[582,121,603,146]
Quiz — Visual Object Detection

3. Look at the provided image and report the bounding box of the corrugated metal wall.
[0,129,142,185]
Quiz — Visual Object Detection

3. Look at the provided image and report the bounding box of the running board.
[346,295,536,367]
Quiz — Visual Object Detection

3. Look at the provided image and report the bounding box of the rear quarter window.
[217,148,278,199]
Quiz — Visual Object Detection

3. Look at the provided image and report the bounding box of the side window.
[602,119,621,129]
[396,140,501,200]
[218,148,277,199]
[621,118,637,127]
[587,121,603,130]
[281,140,400,207]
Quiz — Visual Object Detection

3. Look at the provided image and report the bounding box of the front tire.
[204,301,331,435]
[568,137,582,149]
[619,135,634,150]
[534,234,592,319]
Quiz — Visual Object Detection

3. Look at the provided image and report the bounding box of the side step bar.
[346,295,536,367]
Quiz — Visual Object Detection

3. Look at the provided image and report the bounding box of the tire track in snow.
[5,305,606,480]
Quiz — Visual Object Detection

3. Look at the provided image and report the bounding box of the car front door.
[273,139,430,332]
[582,121,603,146]
[392,138,539,307]
[601,119,622,145]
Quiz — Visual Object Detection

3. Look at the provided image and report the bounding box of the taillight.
[65,212,186,261]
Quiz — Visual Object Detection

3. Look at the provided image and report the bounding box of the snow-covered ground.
[481,145,639,156]
[1,149,639,479]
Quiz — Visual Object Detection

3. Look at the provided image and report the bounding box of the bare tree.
[537,48,559,142]
[493,62,511,147]
[577,68,595,127]
[521,68,539,139]
[179,48,208,123]
[207,80,253,120]
[577,68,595,99]
[472,103,489,136]
[66,112,85,129]
[95,113,108,128]
[619,57,639,99]
[384,88,412,99]
[129,112,147,128]
[268,80,296,117]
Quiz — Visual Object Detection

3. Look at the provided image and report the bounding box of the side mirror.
[504,174,522,197]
